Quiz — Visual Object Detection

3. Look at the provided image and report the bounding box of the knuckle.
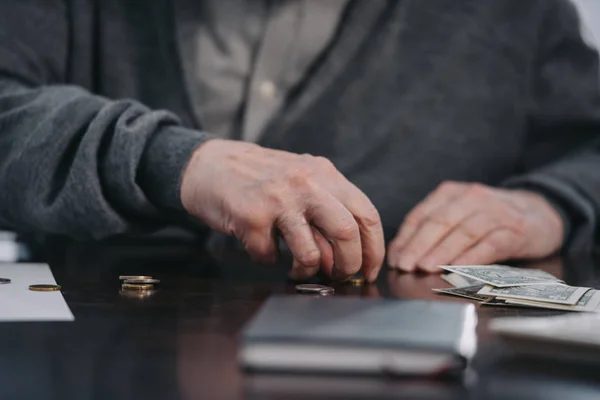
[262,182,287,208]
[512,215,526,233]
[456,224,482,241]
[241,236,274,262]
[277,212,307,235]
[313,155,336,171]
[403,210,424,227]
[436,180,461,193]
[241,210,272,231]
[334,221,359,241]
[246,242,271,261]
[465,183,493,199]
[358,206,381,228]
[296,249,321,266]
[493,204,526,232]
[427,212,454,228]
[284,165,312,187]
[486,231,514,254]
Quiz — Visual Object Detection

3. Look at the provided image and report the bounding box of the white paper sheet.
[0,263,74,321]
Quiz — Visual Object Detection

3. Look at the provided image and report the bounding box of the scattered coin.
[349,278,365,286]
[295,284,334,294]
[29,284,61,292]
[122,283,153,291]
[119,275,152,281]
[0,278,11,284]
[123,278,160,284]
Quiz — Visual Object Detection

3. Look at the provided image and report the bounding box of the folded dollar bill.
[478,283,591,305]
[441,273,480,288]
[481,298,535,308]
[503,289,600,312]
[432,284,489,301]
[439,265,563,287]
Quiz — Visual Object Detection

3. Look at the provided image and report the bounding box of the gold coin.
[349,278,365,286]
[120,289,155,299]
[29,284,61,292]
[119,275,152,281]
[122,283,153,291]
[124,278,160,284]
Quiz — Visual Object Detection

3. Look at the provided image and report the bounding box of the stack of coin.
[119,275,160,294]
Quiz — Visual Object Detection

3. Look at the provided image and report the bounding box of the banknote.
[432,284,489,301]
[439,265,563,287]
[478,284,591,305]
[481,298,535,308]
[441,273,480,288]
[503,289,600,313]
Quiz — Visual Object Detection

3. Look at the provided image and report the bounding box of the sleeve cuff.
[138,125,211,212]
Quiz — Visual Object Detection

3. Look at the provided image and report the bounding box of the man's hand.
[180,139,385,282]
[387,181,564,273]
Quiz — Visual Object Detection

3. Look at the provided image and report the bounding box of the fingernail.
[397,254,416,272]
[368,269,380,283]
[387,254,398,269]
[419,257,437,270]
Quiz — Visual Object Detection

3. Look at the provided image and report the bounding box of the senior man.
[0,0,598,280]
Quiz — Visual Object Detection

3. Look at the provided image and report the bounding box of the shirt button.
[258,80,277,99]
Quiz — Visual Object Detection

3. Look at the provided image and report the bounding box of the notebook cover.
[242,296,474,355]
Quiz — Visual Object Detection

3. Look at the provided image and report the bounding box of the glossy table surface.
[2,238,600,400]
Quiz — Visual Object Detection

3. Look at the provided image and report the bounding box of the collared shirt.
[192,0,349,141]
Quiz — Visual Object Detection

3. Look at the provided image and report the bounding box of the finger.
[241,227,278,265]
[289,228,334,281]
[416,212,499,272]
[288,259,319,281]
[393,194,483,272]
[333,180,384,282]
[388,181,467,264]
[306,192,361,280]
[276,213,321,270]
[312,227,335,278]
[453,229,521,265]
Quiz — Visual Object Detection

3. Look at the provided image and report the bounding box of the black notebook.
[239,296,477,376]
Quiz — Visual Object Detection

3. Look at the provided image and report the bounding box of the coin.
[119,275,152,281]
[0,278,11,284]
[29,284,61,292]
[349,278,365,286]
[123,278,160,284]
[319,288,335,296]
[120,289,156,299]
[122,283,153,291]
[295,284,333,294]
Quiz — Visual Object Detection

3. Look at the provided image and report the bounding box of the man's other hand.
[180,139,385,282]
[387,181,564,273]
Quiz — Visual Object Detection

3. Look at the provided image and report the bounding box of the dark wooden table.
[2,239,600,400]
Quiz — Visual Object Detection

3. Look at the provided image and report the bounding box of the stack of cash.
[434,265,600,312]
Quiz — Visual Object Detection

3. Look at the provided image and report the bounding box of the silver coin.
[295,284,333,294]
[0,278,11,284]
[319,288,335,296]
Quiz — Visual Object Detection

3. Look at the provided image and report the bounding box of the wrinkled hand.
[180,139,385,281]
[387,182,564,273]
